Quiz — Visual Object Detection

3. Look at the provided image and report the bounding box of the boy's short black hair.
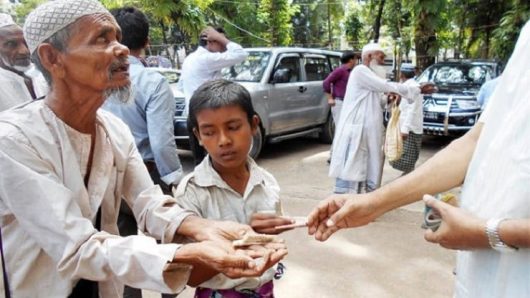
[187,79,256,164]
[110,7,149,51]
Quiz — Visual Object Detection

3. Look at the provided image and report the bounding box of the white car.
[151,67,187,147]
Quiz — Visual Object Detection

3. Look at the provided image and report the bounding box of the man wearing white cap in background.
[0,13,47,111]
[0,1,286,297]
[329,42,435,194]
[389,63,424,174]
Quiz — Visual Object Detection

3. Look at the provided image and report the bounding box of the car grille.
[175,98,185,116]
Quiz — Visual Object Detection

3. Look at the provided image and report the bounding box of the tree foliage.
[257,0,298,46]
[9,0,530,68]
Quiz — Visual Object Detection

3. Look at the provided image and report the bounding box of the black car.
[417,60,502,136]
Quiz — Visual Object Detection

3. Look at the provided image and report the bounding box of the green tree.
[257,0,298,46]
[492,0,530,62]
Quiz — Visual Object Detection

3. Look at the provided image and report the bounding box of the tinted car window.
[418,64,494,86]
[276,56,302,83]
[304,56,330,81]
[222,51,271,82]
[329,56,341,70]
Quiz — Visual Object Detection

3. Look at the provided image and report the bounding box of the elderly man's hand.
[307,193,384,241]
[423,195,489,250]
[419,82,438,94]
[176,239,287,279]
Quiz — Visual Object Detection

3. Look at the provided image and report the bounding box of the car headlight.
[455,100,480,109]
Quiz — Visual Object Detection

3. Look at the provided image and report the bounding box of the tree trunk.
[414,9,436,71]
[372,0,386,42]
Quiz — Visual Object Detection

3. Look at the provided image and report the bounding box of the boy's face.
[194,105,258,171]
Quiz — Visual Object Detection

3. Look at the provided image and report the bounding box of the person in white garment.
[0,1,286,297]
[308,20,530,298]
[0,13,47,111]
[389,63,424,174]
[179,26,248,108]
[329,43,435,194]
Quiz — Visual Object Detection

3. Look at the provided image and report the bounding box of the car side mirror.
[272,68,291,84]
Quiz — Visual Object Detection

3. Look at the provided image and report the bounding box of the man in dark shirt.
[323,51,359,126]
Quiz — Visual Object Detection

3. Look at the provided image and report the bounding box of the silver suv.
[174,47,342,158]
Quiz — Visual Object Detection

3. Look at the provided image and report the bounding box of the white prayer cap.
[401,63,415,72]
[0,13,16,29]
[23,0,109,54]
[362,42,384,55]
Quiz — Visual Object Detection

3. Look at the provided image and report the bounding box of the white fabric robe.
[0,66,48,112]
[329,65,420,188]
[0,101,193,297]
[454,21,530,298]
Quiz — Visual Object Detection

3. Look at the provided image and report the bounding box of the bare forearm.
[500,219,530,248]
[176,216,211,241]
[376,123,483,213]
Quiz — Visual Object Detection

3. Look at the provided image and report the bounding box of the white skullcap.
[23,0,109,54]
[401,63,415,72]
[0,13,16,29]
[362,42,384,55]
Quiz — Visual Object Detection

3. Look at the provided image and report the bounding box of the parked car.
[173,47,342,158]
[416,60,502,136]
[152,67,187,146]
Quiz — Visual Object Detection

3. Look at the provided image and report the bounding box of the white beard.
[369,60,387,79]
[1,56,31,72]
[13,64,31,72]
[105,84,134,105]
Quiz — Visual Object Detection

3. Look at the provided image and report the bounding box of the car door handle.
[298,86,307,93]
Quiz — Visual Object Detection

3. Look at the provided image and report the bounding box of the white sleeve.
[0,126,191,294]
[201,42,249,71]
[354,66,421,100]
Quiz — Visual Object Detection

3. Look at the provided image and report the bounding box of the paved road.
[147,136,458,298]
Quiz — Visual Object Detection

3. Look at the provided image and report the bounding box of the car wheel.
[249,126,264,159]
[319,114,334,144]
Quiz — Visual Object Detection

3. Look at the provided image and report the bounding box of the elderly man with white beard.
[329,43,435,194]
[0,13,47,111]
[0,1,286,297]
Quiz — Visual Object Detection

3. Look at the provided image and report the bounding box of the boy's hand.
[251,212,296,234]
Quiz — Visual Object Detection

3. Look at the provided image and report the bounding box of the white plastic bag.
[384,101,403,162]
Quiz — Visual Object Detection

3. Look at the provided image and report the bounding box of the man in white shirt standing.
[179,26,248,104]
[389,63,424,174]
[0,13,47,111]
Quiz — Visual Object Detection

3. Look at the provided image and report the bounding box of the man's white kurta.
[399,78,423,134]
[454,21,530,298]
[0,66,48,111]
[0,101,193,297]
[329,65,420,188]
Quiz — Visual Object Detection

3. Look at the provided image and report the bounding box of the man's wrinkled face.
[0,25,31,70]
[55,13,131,99]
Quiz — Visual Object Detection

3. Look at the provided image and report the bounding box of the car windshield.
[417,63,495,86]
[222,51,271,82]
